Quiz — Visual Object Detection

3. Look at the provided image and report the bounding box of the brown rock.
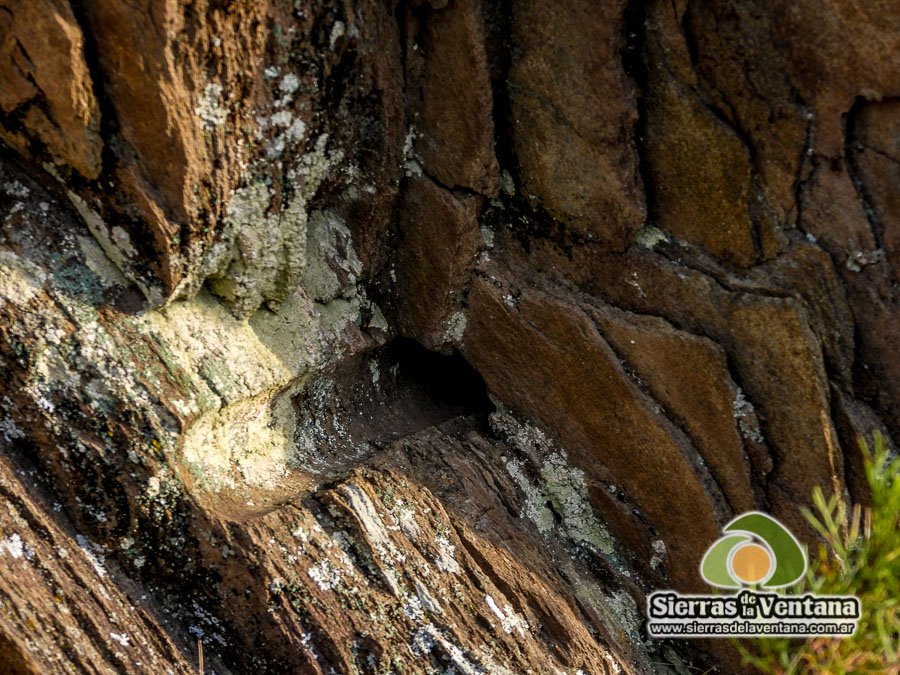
[409,0,499,195]
[524,242,846,516]
[462,267,726,591]
[590,304,756,513]
[394,176,482,349]
[727,295,843,505]
[853,100,900,282]
[508,0,644,247]
[0,2,898,673]
[797,126,900,434]
[0,449,194,673]
[0,0,101,179]
[643,0,757,267]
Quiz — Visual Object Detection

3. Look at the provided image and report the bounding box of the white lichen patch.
[443,311,467,345]
[195,83,228,129]
[109,632,130,648]
[337,482,406,595]
[500,170,515,197]
[570,579,643,663]
[732,388,763,444]
[410,624,487,675]
[0,533,26,559]
[3,180,29,198]
[279,73,300,97]
[76,534,107,578]
[485,595,529,637]
[491,412,615,555]
[76,236,128,288]
[414,579,443,615]
[0,250,46,306]
[301,209,362,303]
[389,498,421,541]
[307,560,343,591]
[0,416,24,443]
[67,191,162,305]
[634,224,669,249]
[433,533,461,574]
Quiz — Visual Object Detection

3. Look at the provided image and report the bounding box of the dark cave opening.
[387,337,494,420]
[293,337,494,478]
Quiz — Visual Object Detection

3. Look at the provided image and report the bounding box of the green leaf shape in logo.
[723,511,807,588]
[700,533,749,588]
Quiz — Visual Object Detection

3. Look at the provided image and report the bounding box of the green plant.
[738,433,899,674]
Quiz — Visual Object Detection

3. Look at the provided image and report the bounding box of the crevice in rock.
[622,0,652,233]
[293,338,494,480]
[483,0,516,182]
[844,96,885,250]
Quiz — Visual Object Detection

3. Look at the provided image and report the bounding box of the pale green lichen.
[76,236,128,288]
[143,286,364,491]
[500,170,515,197]
[490,411,615,555]
[301,209,362,303]
[194,83,228,129]
[178,129,342,318]
[0,250,47,306]
[66,191,163,306]
[634,224,669,249]
[443,311,467,345]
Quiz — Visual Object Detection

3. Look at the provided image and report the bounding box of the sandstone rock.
[643,0,757,267]
[462,266,727,591]
[0,1,897,672]
[407,0,499,195]
[508,0,644,247]
[522,241,850,520]
[0,449,195,674]
[393,177,482,350]
[852,100,900,282]
[590,304,757,513]
[0,0,101,179]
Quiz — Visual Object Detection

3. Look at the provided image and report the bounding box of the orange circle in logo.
[730,542,772,584]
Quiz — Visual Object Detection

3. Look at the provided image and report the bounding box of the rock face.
[0,0,896,673]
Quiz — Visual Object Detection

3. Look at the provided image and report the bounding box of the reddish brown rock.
[508,0,644,248]
[853,100,900,282]
[643,0,757,267]
[0,450,194,674]
[408,0,499,195]
[0,0,101,179]
[726,295,844,504]
[522,242,847,517]
[394,177,482,349]
[590,304,757,513]
[0,2,897,673]
[462,267,726,591]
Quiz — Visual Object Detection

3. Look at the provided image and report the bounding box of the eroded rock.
[0,1,896,672]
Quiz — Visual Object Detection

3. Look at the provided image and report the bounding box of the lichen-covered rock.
[0,0,896,672]
[461,267,727,591]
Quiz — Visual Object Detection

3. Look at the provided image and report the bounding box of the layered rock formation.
[0,0,896,672]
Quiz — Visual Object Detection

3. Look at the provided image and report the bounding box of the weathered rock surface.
[0,0,896,673]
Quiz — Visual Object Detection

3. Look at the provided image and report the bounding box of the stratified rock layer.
[0,0,896,672]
